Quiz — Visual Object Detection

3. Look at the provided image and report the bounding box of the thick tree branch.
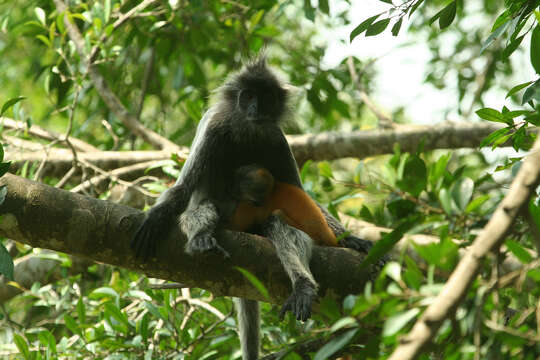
[388,134,540,359]
[7,121,504,176]
[0,174,376,305]
[53,0,178,151]
[289,121,505,164]
[6,148,182,179]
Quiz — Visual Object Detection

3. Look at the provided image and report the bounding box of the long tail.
[234,298,260,360]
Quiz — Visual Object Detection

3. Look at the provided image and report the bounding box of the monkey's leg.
[234,298,260,360]
[262,212,318,322]
[179,199,230,258]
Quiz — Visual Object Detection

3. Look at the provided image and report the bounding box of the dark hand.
[131,203,174,261]
[279,277,317,322]
[340,235,373,254]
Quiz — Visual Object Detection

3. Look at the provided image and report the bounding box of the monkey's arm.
[131,110,221,260]
[315,204,374,254]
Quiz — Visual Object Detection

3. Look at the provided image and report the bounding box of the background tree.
[0,0,538,359]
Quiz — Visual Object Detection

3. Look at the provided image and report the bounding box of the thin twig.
[71,159,158,198]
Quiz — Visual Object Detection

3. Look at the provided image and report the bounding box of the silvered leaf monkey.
[131,57,372,360]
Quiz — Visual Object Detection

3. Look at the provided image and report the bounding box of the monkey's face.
[236,83,287,123]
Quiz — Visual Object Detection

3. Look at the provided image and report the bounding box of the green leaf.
[36,34,51,47]
[350,14,380,42]
[318,162,333,178]
[475,107,507,123]
[13,334,31,360]
[438,1,456,29]
[104,0,111,23]
[429,153,451,189]
[481,19,510,53]
[512,126,527,151]
[0,242,14,280]
[0,162,11,177]
[505,239,533,264]
[303,0,315,21]
[479,127,510,148]
[522,79,540,105]
[64,314,81,335]
[361,216,418,268]
[529,197,540,232]
[391,18,403,36]
[0,96,26,117]
[465,194,490,213]
[105,302,130,330]
[383,308,420,336]
[491,133,512,149]
[366,18,390,36]
[76,297,86,324]
[397,155,427,197]
[56,11,65,34]
[530,26,540,74]
[409,0,424,17]
[35,7,46,25]
[438,188,455,214]
[502,34,525,59]
[38,330,57,354]
[235,267,269,300]
[451,177,474,212]
[506,81,533,99]
[313,329,357,360]
[413,236,458,271]
[318,0,329,15]
[503,110,533,119]
[90,286,119,300]
[330,317,357,333]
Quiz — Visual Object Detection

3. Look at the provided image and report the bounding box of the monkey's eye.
[239,89,256,110]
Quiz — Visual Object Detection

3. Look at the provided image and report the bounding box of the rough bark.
[0,173,376,305]
[6,121,504,176]
[289,121,505,164]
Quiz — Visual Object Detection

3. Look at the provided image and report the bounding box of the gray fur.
[234,298,260,360]
[179,197,218,243]
[263,215,316,289]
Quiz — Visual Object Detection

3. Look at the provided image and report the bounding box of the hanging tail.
[234,298,260,360]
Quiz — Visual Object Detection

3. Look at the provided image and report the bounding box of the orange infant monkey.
[227,164,338,248]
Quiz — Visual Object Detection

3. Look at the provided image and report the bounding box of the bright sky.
[318,0,535,125]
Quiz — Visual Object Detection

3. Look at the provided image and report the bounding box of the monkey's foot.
[279,277,317,322]
[131,204,173,261]
[185,233,230,258]
[340,235,373,254]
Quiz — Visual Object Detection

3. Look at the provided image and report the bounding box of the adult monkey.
[132,57,372,359]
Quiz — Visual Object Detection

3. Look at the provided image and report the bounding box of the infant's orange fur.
[227,167,337,247]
